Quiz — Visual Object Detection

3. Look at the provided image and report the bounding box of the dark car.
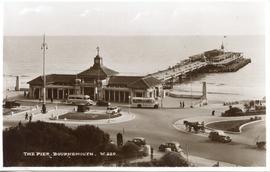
[208,131,232,143]
[96,100,110,106]
[159,141,183,152]
[128,137,146,147]
[3,101,20,108]
[221,107,243,117]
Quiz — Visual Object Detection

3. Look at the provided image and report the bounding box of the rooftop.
[27,74,77,85]
[108,75,161,89]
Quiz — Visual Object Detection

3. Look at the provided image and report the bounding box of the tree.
[3,121,114,166]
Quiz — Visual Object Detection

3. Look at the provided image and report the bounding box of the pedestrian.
[150,147,154,160]
[180,101,182,108]
[29,114,32,123]
[183,101,185,108]
[18,120,22,128]
[51,97,53,103]
[212,110,215,116]
[25,112,28,120]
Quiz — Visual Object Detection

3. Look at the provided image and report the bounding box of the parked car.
[3,101,20,108]
[128,137,146,147]
[67,95,95,106]
[106,106,121,114]
[221,107,243,117]
[159,141,183,153]
[256,141,266,149]
[96,100,110,106]
[208,131,232,143]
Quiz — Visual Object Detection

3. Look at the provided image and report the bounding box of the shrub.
[159,152,189,167]
[121,142,140,158]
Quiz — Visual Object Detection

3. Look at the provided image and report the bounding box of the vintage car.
[106,106,121,114]
[208,131,232,143]
[221,107,243,117]
[256,141,266,149]
[96,100,110,106]
[159,141,183,153]
[128,137,146,147]
[3,100,20,108]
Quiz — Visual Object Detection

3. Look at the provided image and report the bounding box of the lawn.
[206,118,261,132]
[59,112,121,120]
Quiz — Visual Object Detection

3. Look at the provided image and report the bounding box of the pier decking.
[150,61,207,82]
[148,49,251,84]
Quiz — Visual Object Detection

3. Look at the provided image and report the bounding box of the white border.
[1,0,269,171]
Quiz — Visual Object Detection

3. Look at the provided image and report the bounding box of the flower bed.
[59,112,121,120]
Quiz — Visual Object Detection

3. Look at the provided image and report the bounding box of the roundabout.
[43,109,136,125]
[173,114,265,145]
[58,110,122,120]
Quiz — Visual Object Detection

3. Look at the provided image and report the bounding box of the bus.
[131,97,159,108]
[67,95,95,105]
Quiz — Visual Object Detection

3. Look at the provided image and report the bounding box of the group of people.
[179,101,185,108]
[25,112,33,123]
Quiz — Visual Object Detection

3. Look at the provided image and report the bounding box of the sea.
[3,35,265,102]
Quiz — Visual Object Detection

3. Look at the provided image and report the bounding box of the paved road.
[98,107,266,166]
[3,102,266,166]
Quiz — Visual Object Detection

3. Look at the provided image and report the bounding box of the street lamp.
[41,34,48,114]
[128,96,131,114]
[190,74,193,108]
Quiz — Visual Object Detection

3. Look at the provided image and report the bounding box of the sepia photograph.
[1,0,268,170]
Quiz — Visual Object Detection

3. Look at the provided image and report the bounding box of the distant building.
[27,48,162,103]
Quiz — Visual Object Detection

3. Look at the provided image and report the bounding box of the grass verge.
[206,117,261,132]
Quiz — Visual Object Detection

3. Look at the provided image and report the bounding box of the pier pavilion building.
[27,49,162,103]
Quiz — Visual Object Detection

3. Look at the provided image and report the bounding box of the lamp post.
[41,34,48,114]
[190,73,193,108]
[128,96,131,114]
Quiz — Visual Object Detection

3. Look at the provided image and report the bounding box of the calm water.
[3,35,265,102]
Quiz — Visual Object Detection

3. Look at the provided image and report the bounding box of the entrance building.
[27,48,162,103]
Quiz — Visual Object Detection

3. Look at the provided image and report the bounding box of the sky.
[2,0,266,35]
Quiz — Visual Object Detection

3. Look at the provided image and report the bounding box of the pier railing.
[150,61,208,82]
[149,53,248,83]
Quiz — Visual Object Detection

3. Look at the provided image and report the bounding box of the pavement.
[3,106,135,128]
[130,150,236,167]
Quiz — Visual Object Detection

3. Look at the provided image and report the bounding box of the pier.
[149,61,207,82]
[149,49,251,85]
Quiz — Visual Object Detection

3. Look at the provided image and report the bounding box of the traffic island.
[205,117,263,133]
[59,111,121,120]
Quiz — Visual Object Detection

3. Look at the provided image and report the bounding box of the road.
[98,107,266,166]
[3,102,266,166]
